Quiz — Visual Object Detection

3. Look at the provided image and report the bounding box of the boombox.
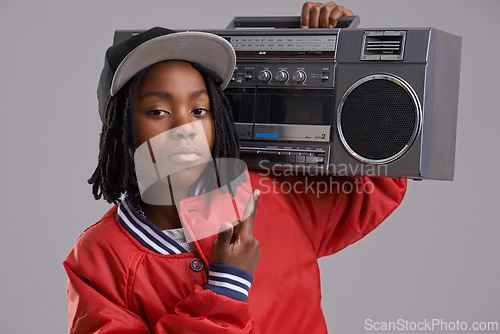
[114,16,462,180]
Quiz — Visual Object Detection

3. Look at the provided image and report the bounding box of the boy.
[64,3,407,333]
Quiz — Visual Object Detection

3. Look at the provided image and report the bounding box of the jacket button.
[190,258,204,272]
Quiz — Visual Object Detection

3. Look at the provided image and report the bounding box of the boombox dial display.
[275,70,289,83]
[293,70,307,83]
[233,66,333,87]
[258,70,272,83]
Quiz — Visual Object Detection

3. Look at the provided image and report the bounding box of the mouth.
[166,146,203,163]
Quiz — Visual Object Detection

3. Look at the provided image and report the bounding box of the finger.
[318,2,338,28]
[238,189,260,237]
[308,3,323,28]
[213,222,234,248]
[329,5,352,27]
[301,2,318,28]
[328,6,343,28]
[230,219,242,244]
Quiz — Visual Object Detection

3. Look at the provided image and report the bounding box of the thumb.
[213,222,233,248]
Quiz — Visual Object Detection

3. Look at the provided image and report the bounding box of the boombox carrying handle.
[226,15,359,29]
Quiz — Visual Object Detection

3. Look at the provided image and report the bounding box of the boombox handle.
[226,15,360,29]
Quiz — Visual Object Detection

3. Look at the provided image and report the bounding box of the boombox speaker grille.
[337,74,421,164]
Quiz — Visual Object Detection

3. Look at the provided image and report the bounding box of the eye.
[192,108,209,116]
[148,109,169,117]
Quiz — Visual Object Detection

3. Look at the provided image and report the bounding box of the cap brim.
[111,31,235,95]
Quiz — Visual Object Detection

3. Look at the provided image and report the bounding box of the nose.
[169,116,197,140]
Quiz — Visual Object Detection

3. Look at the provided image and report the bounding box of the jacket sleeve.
[63,240,255,333]
[272,175,407,258]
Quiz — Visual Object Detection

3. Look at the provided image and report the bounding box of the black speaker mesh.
[340,79,418,161]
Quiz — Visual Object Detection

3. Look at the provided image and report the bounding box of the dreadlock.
[88,61,241,204]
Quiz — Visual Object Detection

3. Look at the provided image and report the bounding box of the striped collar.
[117,196,189,255]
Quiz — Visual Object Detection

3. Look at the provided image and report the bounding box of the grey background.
[0,0,498,333]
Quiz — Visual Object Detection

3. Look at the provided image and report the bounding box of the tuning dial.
[275,70,289,83]
[258,70,272,83]
[292,70,307,83]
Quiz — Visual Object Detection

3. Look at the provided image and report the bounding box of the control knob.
[275,70,289,83]
[257,70,272,83]
[292,70,307,83]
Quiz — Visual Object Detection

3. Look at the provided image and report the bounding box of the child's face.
[133,60,214,191]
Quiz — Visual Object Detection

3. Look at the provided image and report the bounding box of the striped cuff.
[204,263,254,302]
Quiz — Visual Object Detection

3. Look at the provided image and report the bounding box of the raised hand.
[301,2,354,28]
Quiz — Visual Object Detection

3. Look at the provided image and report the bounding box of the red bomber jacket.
[64,171,407,333]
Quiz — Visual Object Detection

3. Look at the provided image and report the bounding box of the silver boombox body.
[114,16,462,180]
